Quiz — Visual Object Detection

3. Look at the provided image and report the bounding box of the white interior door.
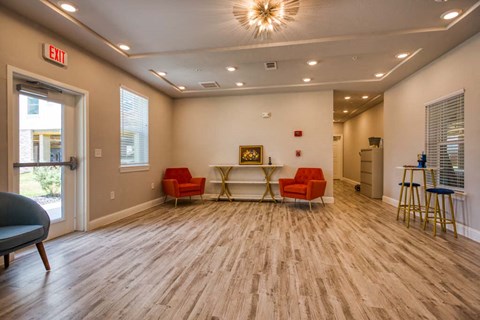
[333,135,344,180]
[12,80,77,239]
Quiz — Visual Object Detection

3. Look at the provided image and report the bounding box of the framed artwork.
[239,145,263,165]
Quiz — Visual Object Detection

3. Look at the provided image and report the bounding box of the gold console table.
[209,164,284,202]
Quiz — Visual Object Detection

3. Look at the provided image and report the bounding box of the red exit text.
[43,43,68,67]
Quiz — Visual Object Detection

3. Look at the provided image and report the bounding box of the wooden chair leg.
[412,188,417,221]
[396,183,405,221]
[164,195,168,203]
[433,194,439,237]
[35,242,50,271]
[402,188,408,221]
[441,195,447,232]
[320,197,325,207]
[281,197,285,204]
[175,198,178,208]
[423,192,432,230]
[3,254,9,269]
[406,186,414,228]
[309,201,312,211]
[415,186,423,221]
[200,195,204,203]
[448,194,458,238]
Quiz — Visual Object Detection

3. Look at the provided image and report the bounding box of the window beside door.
[120,86,149,172]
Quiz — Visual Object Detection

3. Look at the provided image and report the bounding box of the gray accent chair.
[0,192,51,270]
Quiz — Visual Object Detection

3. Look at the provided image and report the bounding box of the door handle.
[14,156,78,171]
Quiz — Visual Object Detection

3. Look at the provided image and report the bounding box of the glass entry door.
[13,81,77,239]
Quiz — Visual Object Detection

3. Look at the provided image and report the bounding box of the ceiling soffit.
[1,0,479,119]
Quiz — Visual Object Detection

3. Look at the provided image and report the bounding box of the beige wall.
[333,123,344,135]
[384,32,480,232]
[0,7,173,221]
[172,91,334,198]
[343,103,384,183]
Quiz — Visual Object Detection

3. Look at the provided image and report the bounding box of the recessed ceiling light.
[362,95,369,99]
[307,60,318,66]
[344,96,351,100]
[441,9,461,20]
[375,73,385,78]
[343,110,348,113]
[303,78,312,83]
[178,86,186,91]
[59,2,77,12]
[118,44,130,51]
[157,71,167,77]
[226,66,237,72]
[396,52,409,59]
[235,82,244,87]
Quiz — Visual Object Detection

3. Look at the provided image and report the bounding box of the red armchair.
[162,168,206,208]
[279,168,327,210]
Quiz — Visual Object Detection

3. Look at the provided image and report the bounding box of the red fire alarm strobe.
[296,150,301,157]
[294,130,302,137]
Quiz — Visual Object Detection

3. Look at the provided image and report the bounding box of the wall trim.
[89,197,163,230]
[204,193,334,204]
[341,177,360,185]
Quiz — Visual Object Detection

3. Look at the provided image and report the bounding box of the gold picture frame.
[239,145,263,165]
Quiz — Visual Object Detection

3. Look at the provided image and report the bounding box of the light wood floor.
[1,181,480,320]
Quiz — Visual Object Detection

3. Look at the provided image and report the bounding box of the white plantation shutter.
[120,87,149,166]
[425,90,464,189]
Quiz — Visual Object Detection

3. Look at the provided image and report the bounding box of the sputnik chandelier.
[233,0,300,39]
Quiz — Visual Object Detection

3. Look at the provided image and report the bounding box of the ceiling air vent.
[199,81,220,89]
[264,61,277,70]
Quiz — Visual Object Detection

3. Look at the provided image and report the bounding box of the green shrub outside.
[33,167,61,196]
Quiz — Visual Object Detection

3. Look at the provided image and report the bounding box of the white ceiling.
[1,0,480,121]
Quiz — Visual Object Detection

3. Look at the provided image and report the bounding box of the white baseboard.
[205,193,334,204]
[447,222,480,242]
[446,223,480,243]
[341,177,360,185]
[89,197,164,230]
[382,195,398,207]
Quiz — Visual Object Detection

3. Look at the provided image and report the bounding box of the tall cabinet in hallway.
[360,148,383,199]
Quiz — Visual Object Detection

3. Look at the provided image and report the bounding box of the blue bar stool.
[397,182,423,227]
[423,188,458,238]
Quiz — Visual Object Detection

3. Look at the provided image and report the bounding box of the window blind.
[120,87,149,166]
[425,91,464,189]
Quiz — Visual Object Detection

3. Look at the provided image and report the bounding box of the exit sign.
[43,43,68,67]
